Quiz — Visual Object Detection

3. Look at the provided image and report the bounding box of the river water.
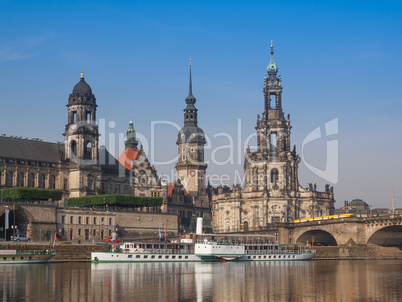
[0,260,401,301]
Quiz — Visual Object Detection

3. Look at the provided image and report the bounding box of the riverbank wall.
[313,246,402,260]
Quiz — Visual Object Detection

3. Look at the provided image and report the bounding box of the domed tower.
[64,71,99,163]
[175,61,207,194]
[124,117,138,151]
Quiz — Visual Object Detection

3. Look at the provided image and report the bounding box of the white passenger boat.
[91,234,315,263]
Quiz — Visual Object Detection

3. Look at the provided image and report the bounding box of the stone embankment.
[314,246,402,260]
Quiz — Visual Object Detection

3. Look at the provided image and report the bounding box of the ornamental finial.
[189,56,192,66]
[81,70,84,79]
[271,40,273,48]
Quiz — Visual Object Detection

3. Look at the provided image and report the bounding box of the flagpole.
[52,233,56,250]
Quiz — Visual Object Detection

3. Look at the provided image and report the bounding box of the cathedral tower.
[64,71,99,163]
[175,61,207,194]
[244,43,299,196]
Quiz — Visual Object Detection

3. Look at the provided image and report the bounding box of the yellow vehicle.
[293,213,356,223]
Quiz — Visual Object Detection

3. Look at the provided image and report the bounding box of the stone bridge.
[277,215,402,246]
[0,202,57,241]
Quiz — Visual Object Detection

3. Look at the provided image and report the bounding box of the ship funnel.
[196,217,203,235]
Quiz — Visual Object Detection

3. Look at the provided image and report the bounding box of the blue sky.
[1,0,402,208]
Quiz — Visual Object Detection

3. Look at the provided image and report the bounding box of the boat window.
[12,257,15,260]
[172,256,176,259]
[21,257,24,260]
[29,257,32,260]
[151,255,155,259]
[248,256,251,259]
[179,256,182,259]
[185,256,188,259]
[165,256,169,259]
[136,255,140,258]
[158,256,162,259]
[128,255,133,258]
[144,255,148,259]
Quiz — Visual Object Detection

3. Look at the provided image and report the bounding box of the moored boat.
[91,234,315,263]
[0,249,55,264]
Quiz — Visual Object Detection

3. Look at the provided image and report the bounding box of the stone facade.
[57,208,116,241]
[211,44,335,233]
[56,208,178,241]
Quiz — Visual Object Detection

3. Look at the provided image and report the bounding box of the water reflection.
[0,261,401,301]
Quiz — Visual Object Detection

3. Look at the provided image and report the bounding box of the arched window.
[107,183,112,194]
[115,184,120,194]
[270,133,277,152]
[71,141,77,157]
[87,176,93,191]
[84,141,92,160]
[17,172,24,187]
[243,221,249,232]
[123,185,129,194]
[28,173,35,187]
[270,94,277,109]
[271,169,278,183]
[39,174,45,188]
[49,175,56,189]
[6,171,13,187]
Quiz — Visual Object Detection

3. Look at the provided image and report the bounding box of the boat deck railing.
[245,249,314,255]
[121,248,193,255]
[196,239,279,246]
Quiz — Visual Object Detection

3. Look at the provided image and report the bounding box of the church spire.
[185,58,196,106]
[183,59,198,127]
[267,41,278,77]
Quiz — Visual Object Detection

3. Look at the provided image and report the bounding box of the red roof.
[167,182,188,197]
[118,147,139,170]
[167,183,175,197]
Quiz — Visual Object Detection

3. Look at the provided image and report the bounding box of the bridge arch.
[0,206,34,240]
[296,229,338,246]
[367,225,402,246]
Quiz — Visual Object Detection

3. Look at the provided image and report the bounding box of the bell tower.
[244,42,299,195]
[64,71,99,163]
[175,60,208,194]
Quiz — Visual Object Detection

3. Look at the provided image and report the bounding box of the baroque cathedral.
[210,44,335,232]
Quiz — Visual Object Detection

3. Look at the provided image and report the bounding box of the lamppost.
[4,205,8,240]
